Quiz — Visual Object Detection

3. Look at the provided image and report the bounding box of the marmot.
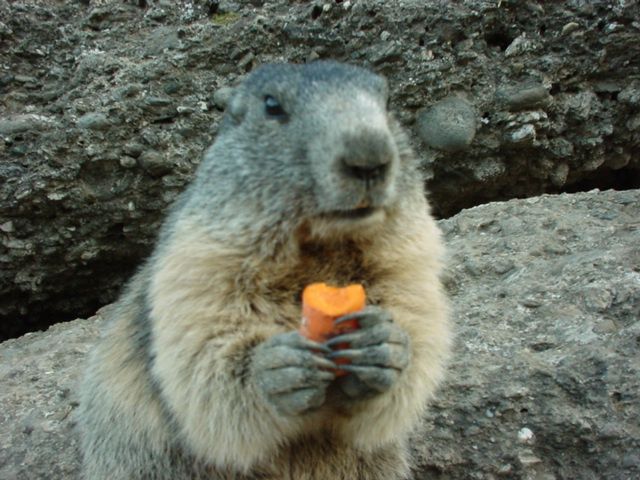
[78,61,451,479]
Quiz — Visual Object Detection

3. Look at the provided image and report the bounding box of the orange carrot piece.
[300,283,365,341]
[300,283,366,376]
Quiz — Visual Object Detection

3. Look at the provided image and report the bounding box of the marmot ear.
[227,93,248,126]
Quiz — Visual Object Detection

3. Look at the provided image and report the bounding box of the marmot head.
[194,62,418,240]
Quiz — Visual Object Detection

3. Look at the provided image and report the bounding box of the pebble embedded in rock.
[138,151,172,177]
[505,33,537,57]
[518,450,542,467]
[123,142,145,158]
[561,22,580,36]
[618,82,640,107]
[14,75,38,84]
[565,91,598,122]
[472,158,506,181]
[506,124,536,146]
[520,294,543,308]
[417,96,477,152]
[143,96,173,108]
[76,112,110,131]
[46,192,66,201]
[518,427,535,443]
[0,114,51,135]
[496,82,550,111]
[0,20,13,37]
[369,41,401,65]
[492,258,515,274]
[212,86,234,110]
[583,286,614,313]
[549,138,574,159]
[238,52,255,71]
[627,114,640,131]
[163,81,181,95]
[119,156,137,169]
[606,152,631,170]
[550,162,569,187]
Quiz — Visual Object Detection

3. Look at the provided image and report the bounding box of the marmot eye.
[264,95,287,119]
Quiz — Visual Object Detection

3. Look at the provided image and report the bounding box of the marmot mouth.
[327,207,378,220]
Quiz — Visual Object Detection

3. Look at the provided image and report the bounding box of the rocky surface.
[0,317,98,479]
[1,0,639,338]
[415,188,640,479]
[1,189,638,480]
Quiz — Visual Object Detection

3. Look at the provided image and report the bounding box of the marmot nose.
[338,130,394,184]
[341,159,389,183]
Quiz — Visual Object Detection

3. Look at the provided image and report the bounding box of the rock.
[0,318,99,480]
[618,81,640,106]
[415,189,640,479]
[0,189,638,479]
[0,114,52,135]
[163,80,181,95]
[549,138,574,159]
[549,162,569,187]
[138,150,172,177]
[123,142,145,158]
[471,158,505,182]
[496,81,550,111]
[1,0,639,338]
[211,86,234,110]
[144,26,182,55]
[563,91,599,122]
[417,96,477,152]
[505,33,539,57]
[561,22,580,36]
[76,112,110,131]
[627,114,640,131]
[0,20,12,37]
[368,41,402,66]
[505,123,536,146]
[119,156,137,169]
[143,96,173,108]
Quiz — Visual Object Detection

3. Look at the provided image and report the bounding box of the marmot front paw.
[327,306,410,400]
[252,331,337,415]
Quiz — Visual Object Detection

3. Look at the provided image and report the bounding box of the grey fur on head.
[183,61,418,242]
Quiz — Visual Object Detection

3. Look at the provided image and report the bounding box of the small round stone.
[417,96,477,152]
